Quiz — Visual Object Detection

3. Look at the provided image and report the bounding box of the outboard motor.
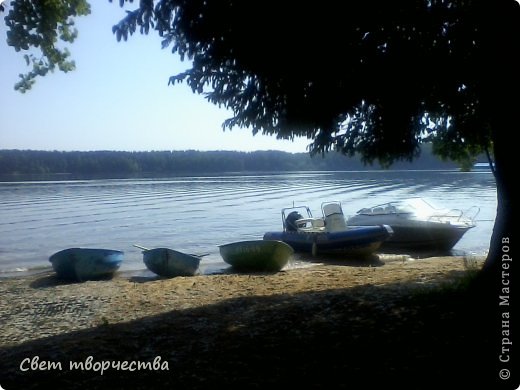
[285,211,303,232]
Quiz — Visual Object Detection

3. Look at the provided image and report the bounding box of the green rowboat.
[219,240,293,272]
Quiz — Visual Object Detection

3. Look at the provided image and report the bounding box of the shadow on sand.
[293,252,386,267]
[1,273,499,389]
[29,272,118,289]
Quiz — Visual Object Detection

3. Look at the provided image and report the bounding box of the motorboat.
[219,240,294,272]
[263,202,393,258]
[346,197,479,252]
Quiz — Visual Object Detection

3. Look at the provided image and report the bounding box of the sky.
[0,1,311,153]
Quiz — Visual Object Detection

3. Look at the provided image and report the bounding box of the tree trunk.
[472,6,517,381]
[475,112,515,387]
[479,1,516,283]
[480,135,513,278]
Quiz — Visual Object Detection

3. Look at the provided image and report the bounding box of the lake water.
[0,170,497,278]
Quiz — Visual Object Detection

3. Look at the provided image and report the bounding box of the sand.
[0,255,477,345]
[0,255,499,389]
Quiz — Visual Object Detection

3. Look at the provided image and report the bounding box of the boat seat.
[322,202,343,217]
[325,214,348,232]
[385,205,397,213]
[372,207,385,214]
[322,202,348,232]
[296,218,325,232]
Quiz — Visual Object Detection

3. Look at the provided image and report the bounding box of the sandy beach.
[0,255,500,389]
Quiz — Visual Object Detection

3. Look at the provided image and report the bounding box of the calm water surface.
[0,170,497,277]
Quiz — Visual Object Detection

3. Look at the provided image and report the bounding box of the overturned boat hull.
[142,247,201,277]
[219,240,293,272]
[49,248,123,282]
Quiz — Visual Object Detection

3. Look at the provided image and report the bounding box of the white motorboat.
[346,197,479,252]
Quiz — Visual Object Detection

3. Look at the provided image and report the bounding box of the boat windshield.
[357,200,416,215]
[396,198,438,214]
[359,198,448,216]
[357,197,478,224]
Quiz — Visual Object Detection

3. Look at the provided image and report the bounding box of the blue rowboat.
[140,247,201,277]
[219,240,294,272]
[49,248,124,282]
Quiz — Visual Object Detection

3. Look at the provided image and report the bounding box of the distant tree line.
[0,146,464,177]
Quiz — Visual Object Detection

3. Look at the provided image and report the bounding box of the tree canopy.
[112,0,515,167]
[3,0,90,92]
